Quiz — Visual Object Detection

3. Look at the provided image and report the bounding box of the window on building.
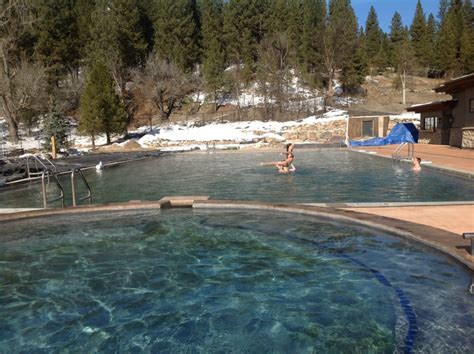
[470,98,474,113]
[422,117,438,130]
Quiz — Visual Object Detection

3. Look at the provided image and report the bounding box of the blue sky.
[351,0,440,32]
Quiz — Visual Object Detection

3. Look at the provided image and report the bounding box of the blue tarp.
[349,123,419,147]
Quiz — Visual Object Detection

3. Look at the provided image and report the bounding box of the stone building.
[407,73,474,148]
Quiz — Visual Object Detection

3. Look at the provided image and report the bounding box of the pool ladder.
[392,142,414,163]
[40,168,92,208]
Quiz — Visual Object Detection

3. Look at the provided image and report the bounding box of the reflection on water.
[1,149,474,208]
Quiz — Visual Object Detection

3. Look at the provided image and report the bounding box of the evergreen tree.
[266,0,289,34]
[153,0,201,73]
[79,60,127,148]
[42,103,70,152]
[436,0,464,75]
[201,0,226,109]
[341,28,368,92]
[86,0,147,97]
[438,0,450,25]
[392,26,416,104]
[298,0,326,88]
[425,13,437,71]
[389,11,405,67]
[74,0,96,60]
[390,12,405,43]
[34,0,81,85]
[324,0,358,107]
[460,0,474,73]
[223,0,269,84]
[112,0,148,70]
[410,0,428,69]
[365,6,383,70]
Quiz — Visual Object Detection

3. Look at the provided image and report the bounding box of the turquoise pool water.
[1,209,473,352]
[1,149,474,208]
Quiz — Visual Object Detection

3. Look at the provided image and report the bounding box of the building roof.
[406,99,458,113]
[434,73,474,94]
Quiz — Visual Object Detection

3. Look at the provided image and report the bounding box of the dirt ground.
[348,74,451,116]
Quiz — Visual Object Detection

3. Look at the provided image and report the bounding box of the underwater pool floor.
[1,205,473,352]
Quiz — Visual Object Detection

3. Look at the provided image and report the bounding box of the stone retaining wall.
[462,127,474,149]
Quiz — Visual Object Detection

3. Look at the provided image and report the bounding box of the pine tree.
[341,28,368,93]
[79,60,127,148]
[460,0,474,73]
[365,6,383,71]
[87,0,147,92]
[266,0,289,34]
[436,0,464,75]
[74,0,96,60]
[201,0,226,109]
[392,26,416,104]
[112,0,148,70]
[223,0,269,84]
[324,0,358,107]
[34,0,81,85]
[153,0,201,73]
[438,0,450,25]
[298,0,326,88]
[410,0,427,69]
[425,14,437,71]
[42,103,70,152]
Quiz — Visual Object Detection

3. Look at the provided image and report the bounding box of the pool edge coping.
[1,198,473,272]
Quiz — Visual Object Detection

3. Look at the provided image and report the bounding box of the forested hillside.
[1,0,473,147]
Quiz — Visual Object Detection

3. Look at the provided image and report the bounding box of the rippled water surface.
[1,210,473,352]
[1,149,474,208]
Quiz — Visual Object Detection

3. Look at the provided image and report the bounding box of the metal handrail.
[71,168,92,206]
[40,170,65,208]
[392,142,414,162]
[23,154,57,180]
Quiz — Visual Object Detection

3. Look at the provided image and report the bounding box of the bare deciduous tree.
[257,33,291,117]
[0,0,48,142]
[131,55,199,122]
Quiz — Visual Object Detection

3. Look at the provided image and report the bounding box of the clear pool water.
[1,209,473,352]
[1,149,474,208]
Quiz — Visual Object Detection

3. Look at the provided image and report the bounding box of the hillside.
[348,74,451,116]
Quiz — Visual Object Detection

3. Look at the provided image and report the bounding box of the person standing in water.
[412,157,422,171]
[261,143,296,173]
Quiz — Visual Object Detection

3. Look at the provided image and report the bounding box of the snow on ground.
[1,108,418,153]
[135,109,349,148]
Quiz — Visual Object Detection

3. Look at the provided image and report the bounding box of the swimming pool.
[1,208,472,352]
[1,149,474,208]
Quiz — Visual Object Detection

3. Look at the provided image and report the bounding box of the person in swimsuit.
[261,143,296,173]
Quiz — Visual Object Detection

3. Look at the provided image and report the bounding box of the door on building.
[362,120,374,137]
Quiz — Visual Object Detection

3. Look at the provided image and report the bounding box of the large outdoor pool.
[1,149,474,208]
[1,209,473,352]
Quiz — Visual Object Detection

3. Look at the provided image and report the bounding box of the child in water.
[412,157,422,171]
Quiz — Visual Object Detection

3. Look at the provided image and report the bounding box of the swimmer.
[412,157,421,171]
[261,143,296,173]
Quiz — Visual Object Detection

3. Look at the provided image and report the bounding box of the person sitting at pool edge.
[413,157,421,171]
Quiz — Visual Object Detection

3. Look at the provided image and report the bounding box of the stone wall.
[462,128,474,149]
[282,120,347,143]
